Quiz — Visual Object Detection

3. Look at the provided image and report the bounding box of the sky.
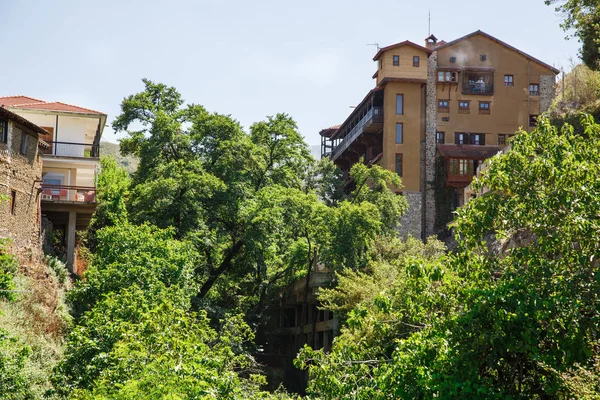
[0,0,580,146]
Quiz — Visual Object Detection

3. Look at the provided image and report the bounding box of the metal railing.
[42,141,99,158]
[331,107,382,160]
[41,184,97,203]
[462,82,494,95]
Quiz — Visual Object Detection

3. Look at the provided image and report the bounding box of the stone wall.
[423,51,438,238]
[539,75,556,113]
[0,121,43,250]
[398,191,422,239]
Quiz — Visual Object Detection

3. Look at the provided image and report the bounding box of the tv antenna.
[428,10,431,36]
[367,43,380,51]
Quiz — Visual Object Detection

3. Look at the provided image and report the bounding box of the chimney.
[425,34,438,49]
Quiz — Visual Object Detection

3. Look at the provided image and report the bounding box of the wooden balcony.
[331,107,383,161]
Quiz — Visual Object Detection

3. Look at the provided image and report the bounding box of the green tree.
[546,0,600,70]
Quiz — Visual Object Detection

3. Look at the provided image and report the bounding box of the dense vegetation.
[3,77,600,398]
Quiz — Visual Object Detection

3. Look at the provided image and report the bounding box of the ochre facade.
[320,31,558,239]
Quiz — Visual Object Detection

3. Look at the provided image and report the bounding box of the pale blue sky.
[1,0,579,145]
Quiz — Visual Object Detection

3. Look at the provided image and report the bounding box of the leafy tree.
[546,0,600,70]
[299,116,600,398]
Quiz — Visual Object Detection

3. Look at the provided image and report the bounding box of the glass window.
[395,154,403,177]
[529,84,539,96]
[393,55,399,66]
[20,132,28,155]
[0,119,7,144]
[459,101,470,110]
[436,131,445,144]
[438,71,445,81]
[498,134,506,145]
[470,133,485,145]
[504,75,514,86]
[413,56,420,67]
[396,94,404,115]
[395,123,403,144]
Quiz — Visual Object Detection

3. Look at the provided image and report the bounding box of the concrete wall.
[0,121,43,249]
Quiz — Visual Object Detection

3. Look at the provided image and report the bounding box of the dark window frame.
[395,123,403,144]
[450,56,456,63]
[455,132,469,145]
[498,134,506,145]
[395,154,403,177]
[413,56,420,67]
[436,131,445,144]
[480,54,487,61]
[10,190,16,215]
[393,55,399,66]
[396,94,404,115]
[529,83,540,96]
[504,75,514,87]
[0,119,7,144]
[470,133,486,145]
[479,101,491,114]
[438,99,450,112]
[458,100,470,114]
[529,114,538,127]
[20,132,28,155]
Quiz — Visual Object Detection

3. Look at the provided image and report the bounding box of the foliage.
[0,328,31,400]
[549,63,600,114]
[99,142,138,174]
[298,116,600,398]
[546,0,600,70]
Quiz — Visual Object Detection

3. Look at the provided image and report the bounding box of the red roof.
[437,144,503,159]
[319,124,341,137]
[0,96,45,106]
[373,40,433,61]
[0,96,106,115]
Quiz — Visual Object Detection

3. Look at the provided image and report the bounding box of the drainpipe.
[54,115,59,155]
[527,60,530,131]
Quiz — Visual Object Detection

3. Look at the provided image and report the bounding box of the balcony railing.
[42,141,99,158]
[462,82,494,95]
[331,107,382,161]
[41,184,97,204]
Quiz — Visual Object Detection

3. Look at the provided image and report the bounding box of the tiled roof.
[437,144,503,159]
[0,96,106,115]
[0,96,45,106]
[319,124,340,137]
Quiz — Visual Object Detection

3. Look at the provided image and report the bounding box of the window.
[436,131,445,144]
[395,154,403,177]
[0,119,7,144]
[450,56,456,63]
[395,123,403,144]
[396,94,404,115]
[393,55,399,66]
[470,133,485,145]
[449,159,474,176]
[498,134,506,145]
[413,56,420,67]
[504,75,514,87]
[479,101,491,114]
[455,132,469,145]
[20,132,28,155]
[438,100,449,112]
[480,54,487,61]
[10,190,16,215]
[529,114,538,127]
[438,71,457,82]
[529,83,539,96]
[458,101,470,114]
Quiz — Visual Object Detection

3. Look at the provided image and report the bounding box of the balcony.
[462,70,494,95]
[331,107,383,161]
[41,184,96,204]
[42,141,99,158]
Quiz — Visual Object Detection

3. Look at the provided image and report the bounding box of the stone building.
[320,30,558,239]
[0,107,48,249]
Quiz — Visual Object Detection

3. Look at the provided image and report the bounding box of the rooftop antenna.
[428,10,431,36]
[367,43,380,51]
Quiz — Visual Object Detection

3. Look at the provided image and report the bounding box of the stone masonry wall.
[540,75,556,113]
[0,121,43,250]
[398,192,422,239]
[423,51,438,238]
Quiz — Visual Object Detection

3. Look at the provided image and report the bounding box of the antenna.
[428,10,431,36]
[367,43,380,51]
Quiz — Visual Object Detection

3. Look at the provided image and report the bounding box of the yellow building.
[320,30,558,238]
